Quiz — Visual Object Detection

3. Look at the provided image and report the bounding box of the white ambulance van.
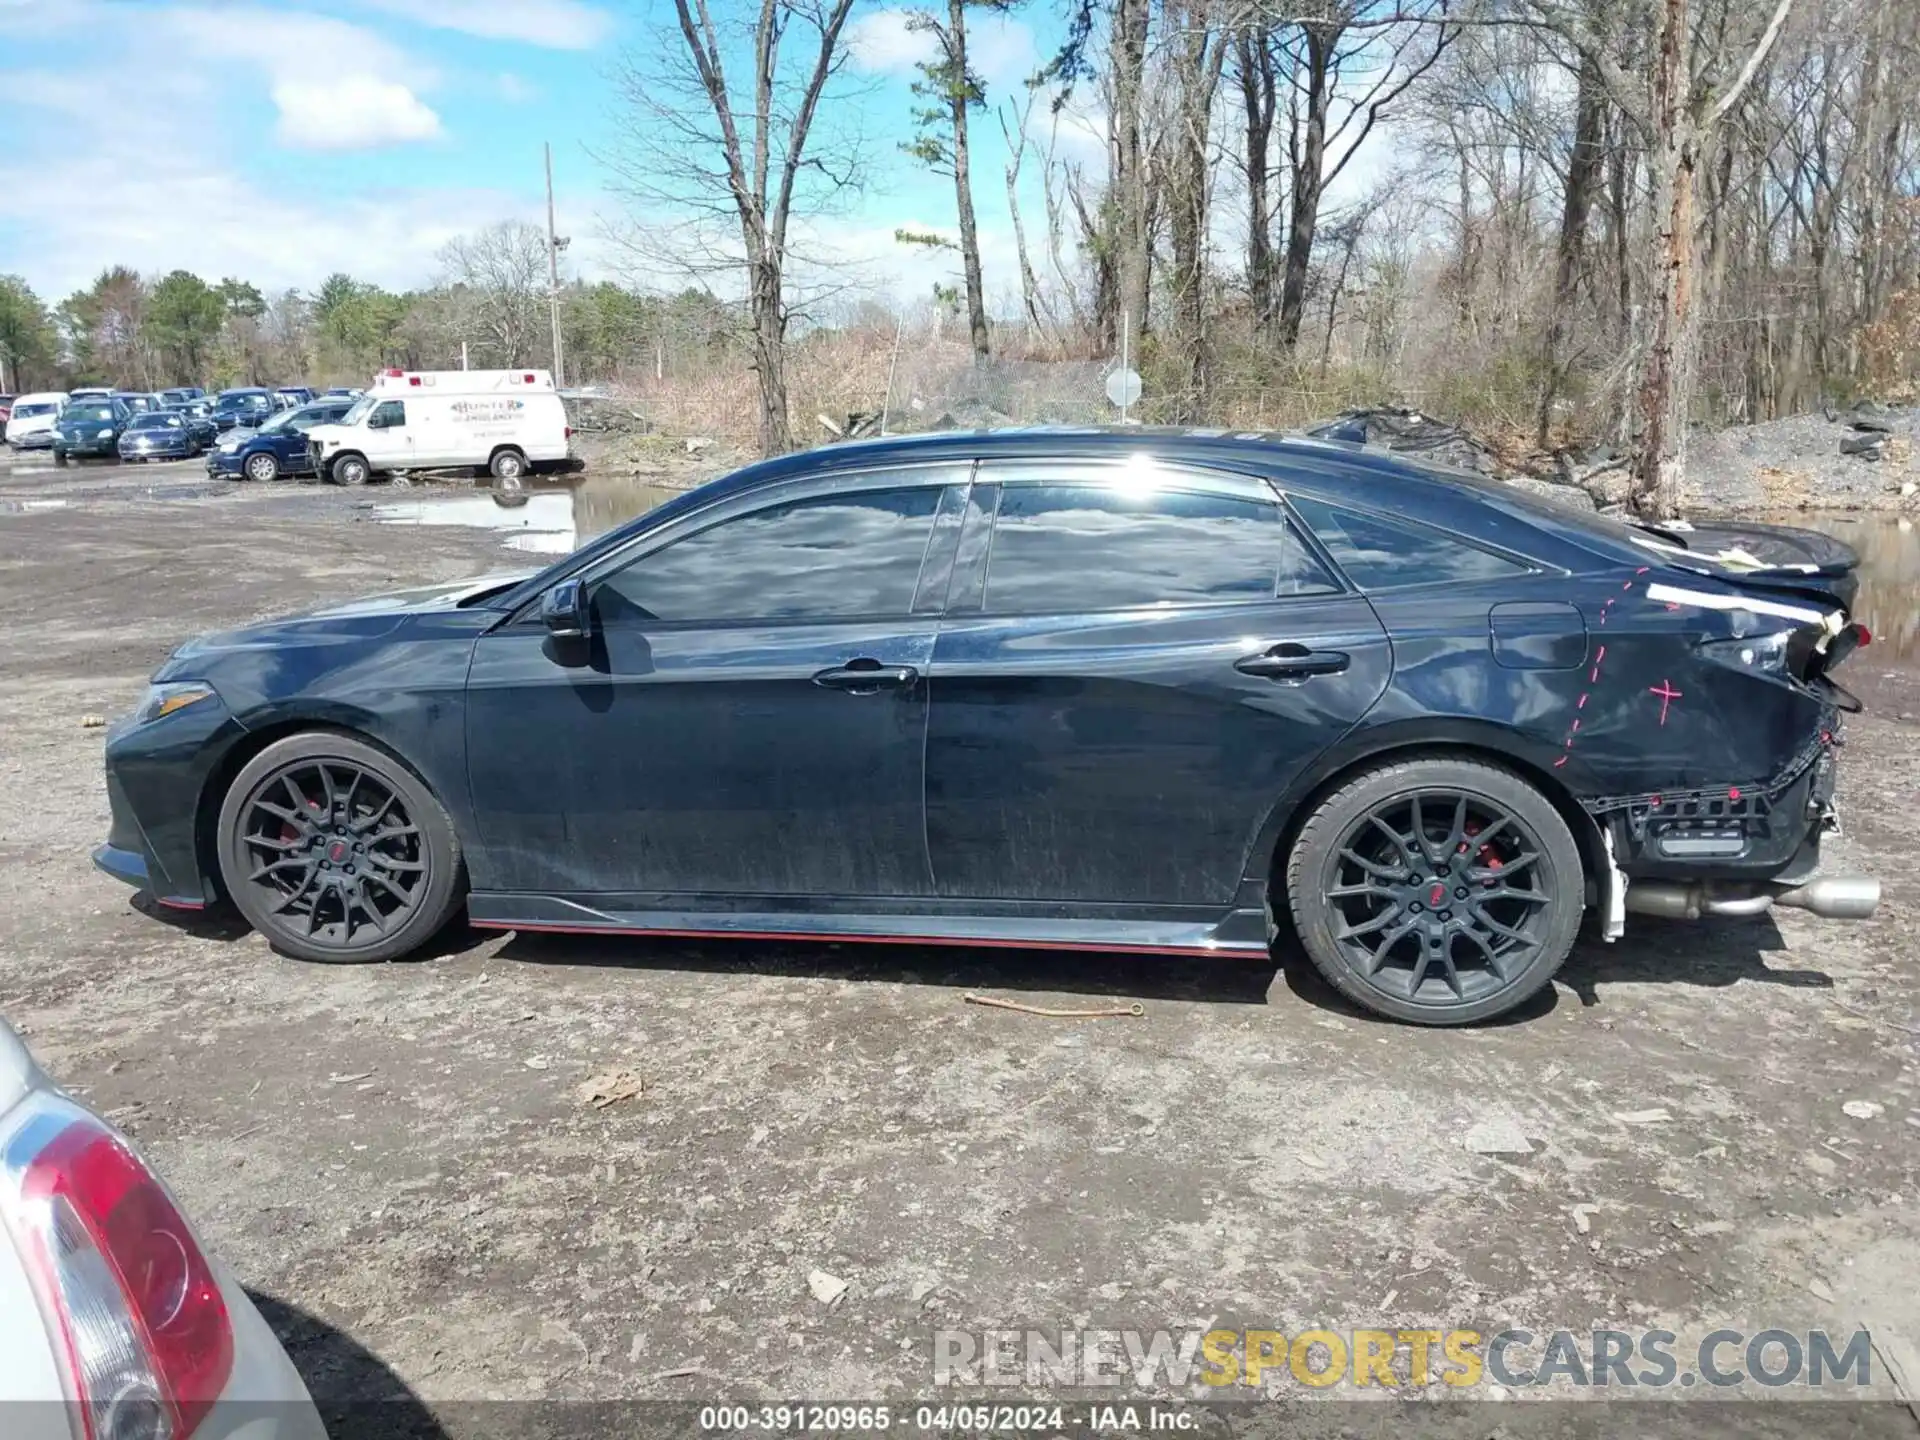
[306,368,572,485]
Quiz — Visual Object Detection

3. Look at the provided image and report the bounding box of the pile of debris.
[1305,406,1505,477]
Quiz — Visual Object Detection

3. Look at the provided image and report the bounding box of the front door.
[464,471,968,899]
[925,464,1393,905]
[364,399,414,469]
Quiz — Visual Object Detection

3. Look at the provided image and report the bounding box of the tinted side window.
[371,400,405,427]
[596,486,941,623]
[983,485,1338,613]
[1289,495,1531,590]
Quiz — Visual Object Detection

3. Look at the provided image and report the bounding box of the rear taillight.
[564,426,572,440]
[1,1096,233,1439]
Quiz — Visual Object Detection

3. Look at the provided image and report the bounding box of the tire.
[330,453,369,486]
[216,731,466,964]
[489,447,527,482]
[244,451,279,483]
[1284,756,1583,1026]
[53,450,67,467]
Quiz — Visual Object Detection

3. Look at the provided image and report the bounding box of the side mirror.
[541,578,589,640]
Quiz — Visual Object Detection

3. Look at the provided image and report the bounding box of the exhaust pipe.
[1623,875,1880,922]
[1771,875,1880,920]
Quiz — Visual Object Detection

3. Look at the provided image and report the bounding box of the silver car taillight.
[0,1092,233,1440]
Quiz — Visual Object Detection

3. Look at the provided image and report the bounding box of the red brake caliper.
[1457,821,1503,886]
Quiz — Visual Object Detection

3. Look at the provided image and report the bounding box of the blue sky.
[0,0,1091,308]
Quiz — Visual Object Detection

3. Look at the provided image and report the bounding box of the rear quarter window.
[1289,495,1533,590]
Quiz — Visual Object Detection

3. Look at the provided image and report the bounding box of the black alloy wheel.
[218,732,464,963]
[1287,757,1582,1025]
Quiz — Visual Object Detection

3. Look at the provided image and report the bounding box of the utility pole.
[545,142,569,387]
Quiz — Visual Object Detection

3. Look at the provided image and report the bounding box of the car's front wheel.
[329,453,369,486]
[1284,756,1583,1025]
[216,731,466,963]
[244,452,279,483]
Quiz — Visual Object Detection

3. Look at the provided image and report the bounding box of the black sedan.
[92,429,1878,1024]
[117,409,202,461]
[51,398,131,463]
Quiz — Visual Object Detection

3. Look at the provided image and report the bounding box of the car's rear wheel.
[245,452,278,483]
[217,732,465,963]
[1284,756,1582,1025]
[489,447,527,482]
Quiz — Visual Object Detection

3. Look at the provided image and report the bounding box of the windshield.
[339,395,375,425]
[14,402,57,418]
[218,392,268,409]
[257,408,298,433]
[131,413,182,430]
[63,404,116,423]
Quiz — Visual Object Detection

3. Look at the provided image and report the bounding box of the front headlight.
[97,428,114,439]
[132,682,216,725]
[218,439,240,452]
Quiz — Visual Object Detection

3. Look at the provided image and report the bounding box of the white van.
[3,392,70,448]
[306,369,571,485]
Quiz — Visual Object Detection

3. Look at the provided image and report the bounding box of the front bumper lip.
[91,843,207,910]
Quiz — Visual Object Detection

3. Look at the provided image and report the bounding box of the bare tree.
[604,0,863,455]
[1000,85,1059,340]
[905,0,1024,362]
[1271,0,1454,353]
[438,221,548,366]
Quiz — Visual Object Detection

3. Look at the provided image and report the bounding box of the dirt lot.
[0,457,1917,1436]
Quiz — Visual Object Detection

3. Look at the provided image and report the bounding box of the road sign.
[1105,368,1143,410]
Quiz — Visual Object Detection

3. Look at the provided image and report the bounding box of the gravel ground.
[0,457,1917,1437]
[1685,408,1919,513]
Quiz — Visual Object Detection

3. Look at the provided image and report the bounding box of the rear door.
[924,460,1393,905]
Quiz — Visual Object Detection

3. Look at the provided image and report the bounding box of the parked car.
[274,386,315,409]
[114,391,165,416]
[67,385,113,400]
[160,386,206,406]
[0,1017,328,1440]
[321,386,361,399]
[0,395,14,427]
[92,429,1881,1026]
[208,398,354,482]
[51,397,132,464]
[210,388,277,432]
[3,392,69,448]
[308,369,570,485]
[119,408,203,462]
[170,398,220,449]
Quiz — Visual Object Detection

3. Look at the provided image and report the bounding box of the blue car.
[208,398,354,481]
[169,399,220,449]
[91,427,1879,1025]
[52,398,133,463]
[118,409,202,461]
[274,386,315,408]
[211,388,278,431]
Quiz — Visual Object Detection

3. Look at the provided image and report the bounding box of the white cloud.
[0,5,497,296]
[351,0,614,49]
[271,76,443,149]
[848,10,939,75]
[848,8,1040,96]
[496,72,540,104]
[153,5,443,152]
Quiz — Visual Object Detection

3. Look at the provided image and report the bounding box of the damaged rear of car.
[1582,517,1876,928]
